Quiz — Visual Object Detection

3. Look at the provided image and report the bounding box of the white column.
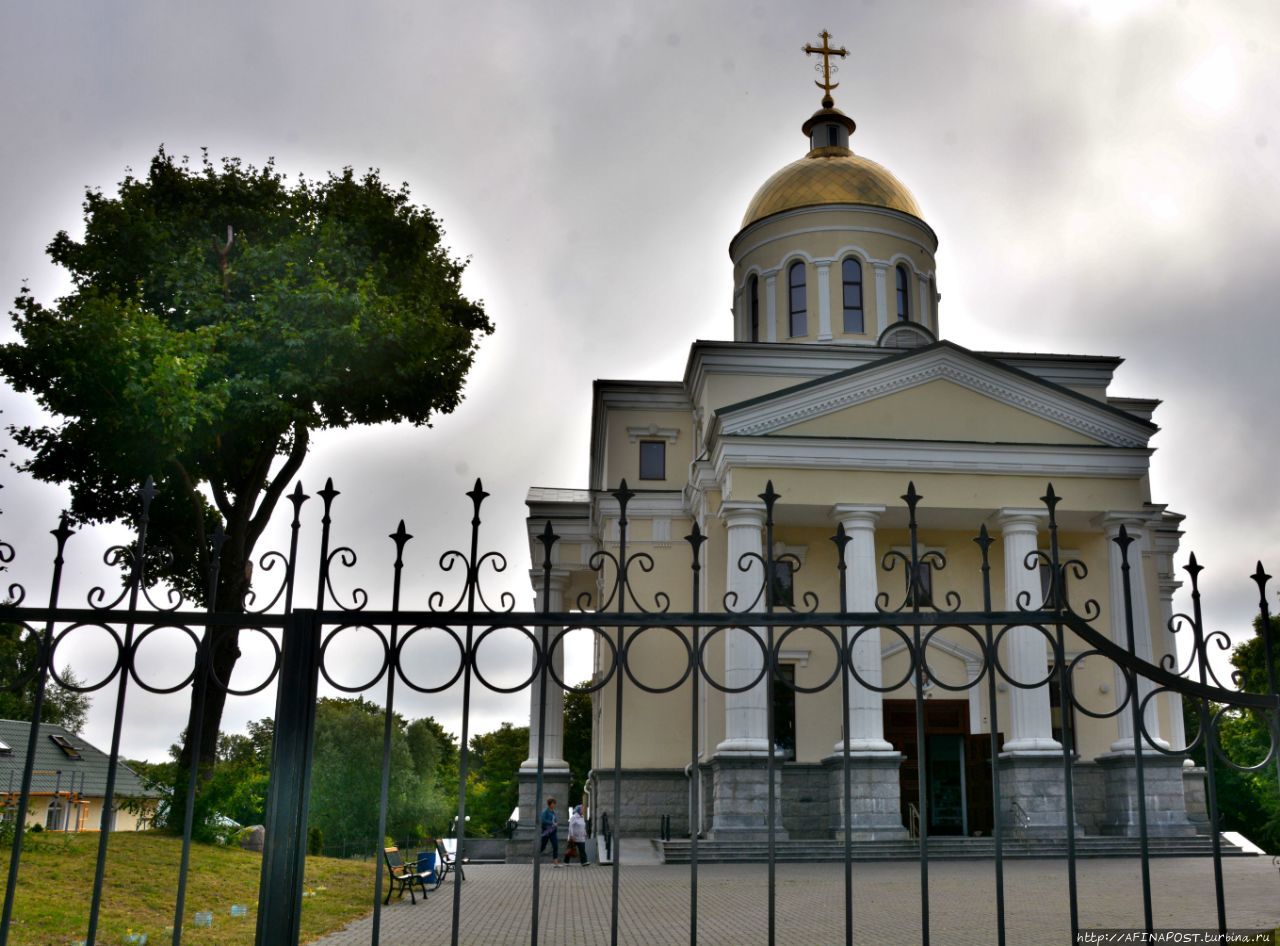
[872,262,889,337]
[831,505,894,753]
[732,287,744,340]
[916,274,931,331]
[1151,521,1187,753]
[717,501,769,754]
[816,262,833,340]
[764,273,778,343]
[996,509,1060,753]
[1100,515,1167,752]
[521,569,571,770]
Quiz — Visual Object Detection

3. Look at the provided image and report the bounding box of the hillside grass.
[1,830,377,945]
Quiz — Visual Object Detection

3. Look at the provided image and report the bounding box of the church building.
[518,33,1197,847]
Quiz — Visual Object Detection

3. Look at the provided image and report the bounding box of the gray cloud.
[1,0,1277,759]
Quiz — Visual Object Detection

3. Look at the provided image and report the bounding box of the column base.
[511,767,572,846]
[709,754,787,841]
[1096,751,1196,838]
[997,752,1077,838]
[824,752,909,841]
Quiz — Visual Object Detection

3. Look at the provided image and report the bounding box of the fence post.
[256,609,322,946]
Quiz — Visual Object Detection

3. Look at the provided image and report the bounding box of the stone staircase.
[658,834,1252,864]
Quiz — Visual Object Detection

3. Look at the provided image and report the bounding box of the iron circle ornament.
[1066,649,1133,720]
[49,622,125,693]
[318,624,390,692]
[1209,705,1279,774]
[128,623,202,694]
[206,626,283,697]
[696,623,770,694]
[991,621,1059,690]
[394,624,467,694]
[544,625,618,695]
[845,623,916,694]
[773,624,842,694]
[1136,686,1201,757]
[920,624,989,692]
[620,624,694,694]
[471,623,543,694]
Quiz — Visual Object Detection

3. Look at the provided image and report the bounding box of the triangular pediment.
[715,343,1154,448]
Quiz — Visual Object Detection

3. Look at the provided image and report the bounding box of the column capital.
[830,504,886,530]
[527,567,572,593]
[991,508,1047,533]
[720,500,767,530]
[1093,511,1151,539]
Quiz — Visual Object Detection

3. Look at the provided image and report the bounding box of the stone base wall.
[513,768,570,844]
[1097,752,1196,837]
[709,754,788,840]
[587,769,690,839]
[1182,765,1210,835]
[780,763,828,839]
[998,754,1073,837]
[1071,761,1106,836]
[825,753,909,840]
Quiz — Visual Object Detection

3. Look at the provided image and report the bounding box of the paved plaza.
[311,857,1280,946]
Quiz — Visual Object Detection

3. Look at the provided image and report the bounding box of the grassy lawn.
[1,830,378,945]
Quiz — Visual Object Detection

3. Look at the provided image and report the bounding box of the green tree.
[564,685,592,807]
[0,150,491,799]
[0,624,90,733]
[464,722,527,837]
[1184,617,1280,853]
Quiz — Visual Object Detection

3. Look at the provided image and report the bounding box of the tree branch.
[248,422,309,547]
[210,478,235,521]
[170,458,208,577]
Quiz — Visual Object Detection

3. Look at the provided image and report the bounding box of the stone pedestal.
[1182,764,1210,836]
[510,767,571,848]
[709,754,787,840]
[997,753,1074,837]
[1096,752,1196,837]
[824,752,908,840]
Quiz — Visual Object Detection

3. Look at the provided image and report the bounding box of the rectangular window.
[769,560,795,608]
[842,282,863,333]
[49,734,81,759]
[638,441,665,480]
[905,562,933,608]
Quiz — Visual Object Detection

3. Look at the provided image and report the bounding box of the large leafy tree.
[564,684,591,806]
[0,150,491,791]
[1184,617,1280,853]
[464,722,528,837]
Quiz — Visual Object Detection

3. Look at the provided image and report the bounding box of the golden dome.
[740,146,924,230]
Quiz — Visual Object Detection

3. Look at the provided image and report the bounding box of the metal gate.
[1,476,1277,945]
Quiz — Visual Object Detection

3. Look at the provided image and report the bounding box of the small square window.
[639,441,665,480]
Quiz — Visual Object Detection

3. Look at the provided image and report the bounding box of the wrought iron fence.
[0,475,1277,946]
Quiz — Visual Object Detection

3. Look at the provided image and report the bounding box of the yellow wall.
[780,379,1103,446]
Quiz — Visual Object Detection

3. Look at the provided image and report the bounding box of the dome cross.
[803,30,849,109]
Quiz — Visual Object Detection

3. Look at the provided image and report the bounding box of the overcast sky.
[1,0,1277,761]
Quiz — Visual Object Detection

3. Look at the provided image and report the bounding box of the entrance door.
[885,699,988,836]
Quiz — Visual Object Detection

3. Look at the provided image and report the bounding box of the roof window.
[49,733,82,759]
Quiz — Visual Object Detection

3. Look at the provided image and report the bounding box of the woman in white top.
[567,806,590,866]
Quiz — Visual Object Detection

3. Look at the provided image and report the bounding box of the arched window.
[841,258,864,333]
[788,261,807,337]
[896,264,910,322]
[749,274,760,342]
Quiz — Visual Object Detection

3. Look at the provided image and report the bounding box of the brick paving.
[310,858,1280,946]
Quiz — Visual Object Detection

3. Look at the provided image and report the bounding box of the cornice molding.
[712,436,1152,480]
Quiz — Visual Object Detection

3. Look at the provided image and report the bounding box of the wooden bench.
[435,839,465,883]
[383,846,431,904]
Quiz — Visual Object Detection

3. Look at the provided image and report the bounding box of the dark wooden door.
[884,699,977,833]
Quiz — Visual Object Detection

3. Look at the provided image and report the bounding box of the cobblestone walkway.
[309,857,1280,946]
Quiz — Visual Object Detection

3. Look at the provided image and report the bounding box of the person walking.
[539,797,561,867]
[568,805,590,866]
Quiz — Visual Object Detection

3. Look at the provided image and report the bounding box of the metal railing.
[0,475,1276,946]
